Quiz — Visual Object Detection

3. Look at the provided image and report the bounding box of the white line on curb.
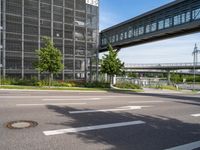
[191,114,200,117]
[43,120,146,136]
[16,103,86,106]
[165,140,200,150]
[129,101,164,103]
[69,106,151,114]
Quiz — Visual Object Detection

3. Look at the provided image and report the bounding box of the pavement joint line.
[191,113,200,117]
[165,140,200,150]
[43,120,146,136]
[42,98,101,101]
[69,106,152,114]
[16,103,86,106]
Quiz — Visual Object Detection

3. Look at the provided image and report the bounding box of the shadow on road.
[106,90,200,106]
[46,105,200,150]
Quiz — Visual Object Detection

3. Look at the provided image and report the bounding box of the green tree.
[100,44,124,84]
[35,37,63,86]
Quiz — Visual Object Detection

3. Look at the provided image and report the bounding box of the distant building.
[0,0,99,80]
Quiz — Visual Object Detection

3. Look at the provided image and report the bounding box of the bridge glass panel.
[158,20,164,30]
[186,12,191,22]
[128,28,133,38]
[192,8,200,20]
[174,15,181,26]
[138,26,144,35]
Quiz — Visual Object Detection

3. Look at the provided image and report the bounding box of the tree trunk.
[49,73,53,87]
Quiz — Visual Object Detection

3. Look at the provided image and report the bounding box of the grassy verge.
[0,85,109,91]
[0,85,143,93]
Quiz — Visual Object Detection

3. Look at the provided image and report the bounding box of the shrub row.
[115,83,141,89]
[0,78,110,88]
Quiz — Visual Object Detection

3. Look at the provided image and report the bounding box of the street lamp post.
[192,44,200,90]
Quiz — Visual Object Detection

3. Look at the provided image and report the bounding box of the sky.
[99,0,200,64]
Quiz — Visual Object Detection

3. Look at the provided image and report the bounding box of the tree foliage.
[35,37,63,85]
[100,44,124,77]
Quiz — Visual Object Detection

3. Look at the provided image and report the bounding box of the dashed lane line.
[43,120,146,136]
[191,113,200,117]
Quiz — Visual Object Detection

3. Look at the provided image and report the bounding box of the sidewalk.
[142,88,183,94]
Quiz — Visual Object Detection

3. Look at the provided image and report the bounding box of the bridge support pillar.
[167,70,171,85]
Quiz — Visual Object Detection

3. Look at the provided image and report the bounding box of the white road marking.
[69,106,151,114]
[0,95,150,99]
[16,103,86,106]
[129,101,164,103]
[191,114,200,117]
[43,120,146,136]
[42,98,101,101]
[165,140,200,150]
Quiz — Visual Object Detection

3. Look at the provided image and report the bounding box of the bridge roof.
[101,0,184,33]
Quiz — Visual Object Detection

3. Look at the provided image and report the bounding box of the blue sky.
[99,0,200,64]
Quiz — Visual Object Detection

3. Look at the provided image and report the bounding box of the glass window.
[112,35,115,43]
[146,24,150,33]
[128,28,133,38]
[151,23,157,32]
[165,18,170,28]
[116,34,119,42]
[174,15,181,25]
[192,8,200,20]
[158,20,164,30]
[138,26,144,35]
[124,31,127,39]
[181,13,186,23]
[134,28,138,37]
[186,12,191,22]
[120,33,123,41]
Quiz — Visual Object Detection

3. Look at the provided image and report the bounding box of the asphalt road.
[0,89,200,150]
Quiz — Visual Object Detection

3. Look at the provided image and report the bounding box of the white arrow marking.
[165,140,200,150]
[191,114,200,117]
[69,106,151,114]
[43,120,146,136]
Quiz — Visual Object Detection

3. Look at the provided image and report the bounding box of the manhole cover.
[6,120,38,129]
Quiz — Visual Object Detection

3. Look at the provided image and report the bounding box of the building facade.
[0,0,99,80]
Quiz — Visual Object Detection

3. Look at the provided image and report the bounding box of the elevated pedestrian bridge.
[125,63,200,70]
[99,0,200,52]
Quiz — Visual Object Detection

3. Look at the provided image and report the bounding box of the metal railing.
[125,63,200,69]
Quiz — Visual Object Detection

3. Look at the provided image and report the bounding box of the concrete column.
[62,0,65,81]
[73,0,76,80]
[51,0,53,41]
[38,0,41,80]
[85,2,88,82]
[22,0,24,79]
[2,0,6,78]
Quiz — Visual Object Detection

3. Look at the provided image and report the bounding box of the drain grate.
[6,120,38,129]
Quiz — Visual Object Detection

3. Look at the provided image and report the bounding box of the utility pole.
[192,43,200,90]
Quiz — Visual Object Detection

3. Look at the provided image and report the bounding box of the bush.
[115,83,141,89]
[153,85,178,91]
[84,82,110,88]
